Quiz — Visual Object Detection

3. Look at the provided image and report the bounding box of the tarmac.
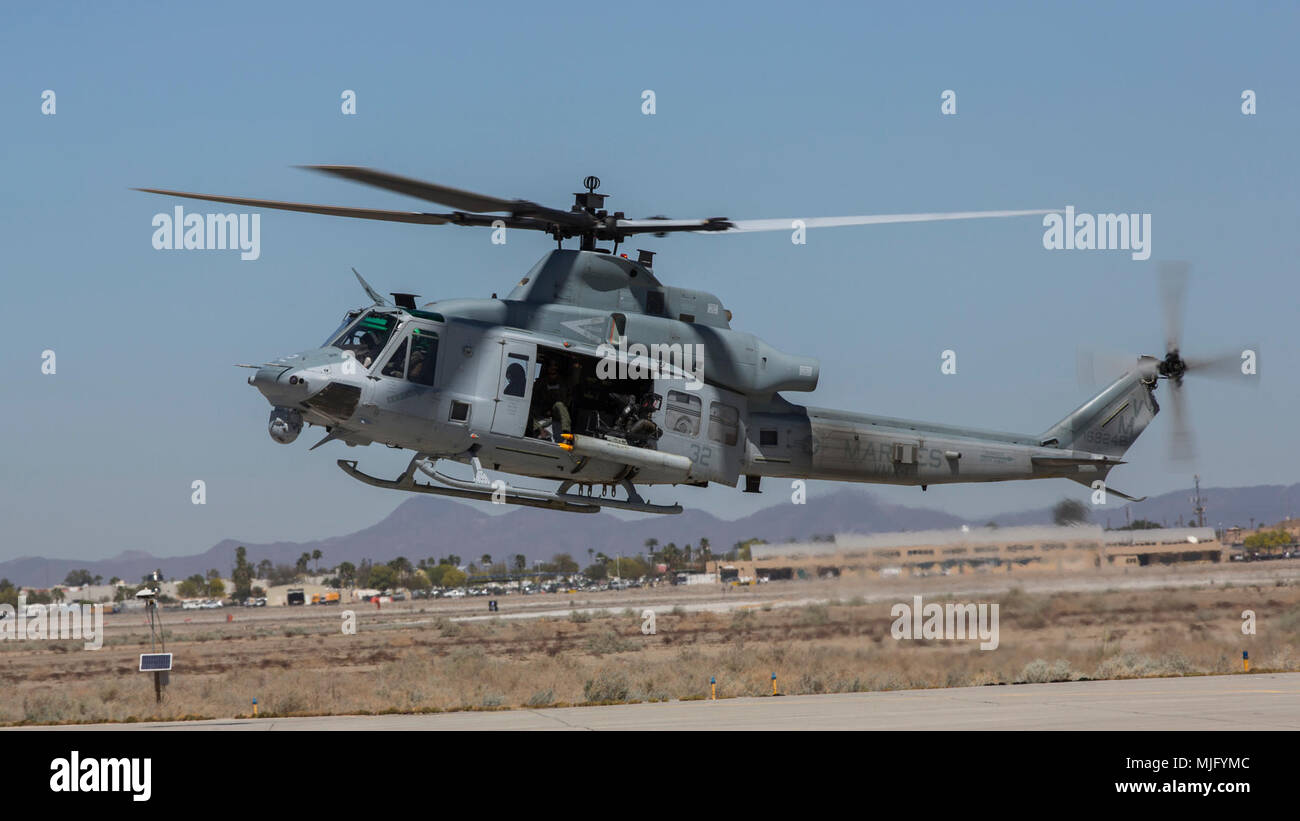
[16,672,1300,731]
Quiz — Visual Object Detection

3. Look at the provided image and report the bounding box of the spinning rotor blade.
[1184,347,1258,381]
[140,168,1058,245]
[706,208,1059,234]
[1154,261,1197,464]
[302,165,591,228]
[1159,260,1189,354]
[614,217,733,234]
[1075,347,1153,391]
[133,187,453,225]
[302,165,516,213]
[1166,380,1197,464]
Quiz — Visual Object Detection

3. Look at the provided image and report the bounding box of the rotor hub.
[1157,349,1187,383]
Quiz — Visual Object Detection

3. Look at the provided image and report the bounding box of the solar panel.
[139,653,172,672]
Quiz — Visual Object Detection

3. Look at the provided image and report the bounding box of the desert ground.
[4,561,1299,725]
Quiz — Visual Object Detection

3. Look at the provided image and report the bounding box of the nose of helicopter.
[247,348,364,421]
[249,363,315,407]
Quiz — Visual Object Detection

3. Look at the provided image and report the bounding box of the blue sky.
[2,1,1297,562]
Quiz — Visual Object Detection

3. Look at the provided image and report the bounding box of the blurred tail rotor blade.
[1166,381,1197,464]
[1158,260,1190,354]
[1076,347,1147,391]
[1185,346,1259,382]
[1076,348,1099,392]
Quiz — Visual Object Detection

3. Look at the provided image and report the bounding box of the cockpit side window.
[407,332,439,386]
[380,339,409,378]
[330,311,397,368]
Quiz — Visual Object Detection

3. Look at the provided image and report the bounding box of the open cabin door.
[490,338,536,436]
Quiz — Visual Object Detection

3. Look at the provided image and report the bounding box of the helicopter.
[136,168,1240,514]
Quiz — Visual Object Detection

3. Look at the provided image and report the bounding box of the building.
[710,525,1222,581]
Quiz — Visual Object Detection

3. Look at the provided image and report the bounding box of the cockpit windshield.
[327,310,399,368]
[323,311,362,347]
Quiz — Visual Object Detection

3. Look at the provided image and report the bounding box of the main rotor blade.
[706,208,1059,234]
[302,165,517,213]
[134,188,453,225]
[1159,260,1190,354]
[615,217,734,234]
[304,165,597,230]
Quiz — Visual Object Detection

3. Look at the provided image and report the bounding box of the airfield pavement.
[7,560,1300,727]
[15,672,1300,731]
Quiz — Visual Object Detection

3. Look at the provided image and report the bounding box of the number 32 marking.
[689,444,713,467]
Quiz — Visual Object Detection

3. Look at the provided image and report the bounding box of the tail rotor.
[1078,262,1256,465]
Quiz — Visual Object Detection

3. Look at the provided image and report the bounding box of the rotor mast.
[568,175,616,251]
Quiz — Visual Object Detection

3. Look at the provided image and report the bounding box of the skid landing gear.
[338,455,598,514]
[338,454,682,515]
[551,478,682,515]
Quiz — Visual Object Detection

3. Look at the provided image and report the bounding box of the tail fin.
[1040,361,1160,458]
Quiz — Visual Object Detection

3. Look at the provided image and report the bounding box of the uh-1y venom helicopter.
[138,167,1239,514]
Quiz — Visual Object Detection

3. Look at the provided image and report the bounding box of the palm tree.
[481,553,492,568]
[312,549,323,573]
[513,554,526,572]
[662,543,680,570]
[337,561,356,588]
[388,556,413,587]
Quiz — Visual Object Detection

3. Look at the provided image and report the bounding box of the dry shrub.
[583,668,630,702]
[585,629,636,655]
[1017,659,1075,683]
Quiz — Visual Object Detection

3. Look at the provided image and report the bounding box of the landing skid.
[338,457,598,514]
[338,454,683,515]
[552,480,683,515]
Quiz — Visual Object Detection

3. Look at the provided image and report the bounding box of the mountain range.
[5,482,1298,587]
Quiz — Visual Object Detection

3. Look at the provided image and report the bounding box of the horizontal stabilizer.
[1067,476,1147,502]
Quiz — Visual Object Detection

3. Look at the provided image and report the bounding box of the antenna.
[1191,474,1207,528]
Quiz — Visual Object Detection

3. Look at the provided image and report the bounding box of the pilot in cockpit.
[329,312,395,369]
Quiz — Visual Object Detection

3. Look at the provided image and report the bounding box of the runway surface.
[18,672,1300,731]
